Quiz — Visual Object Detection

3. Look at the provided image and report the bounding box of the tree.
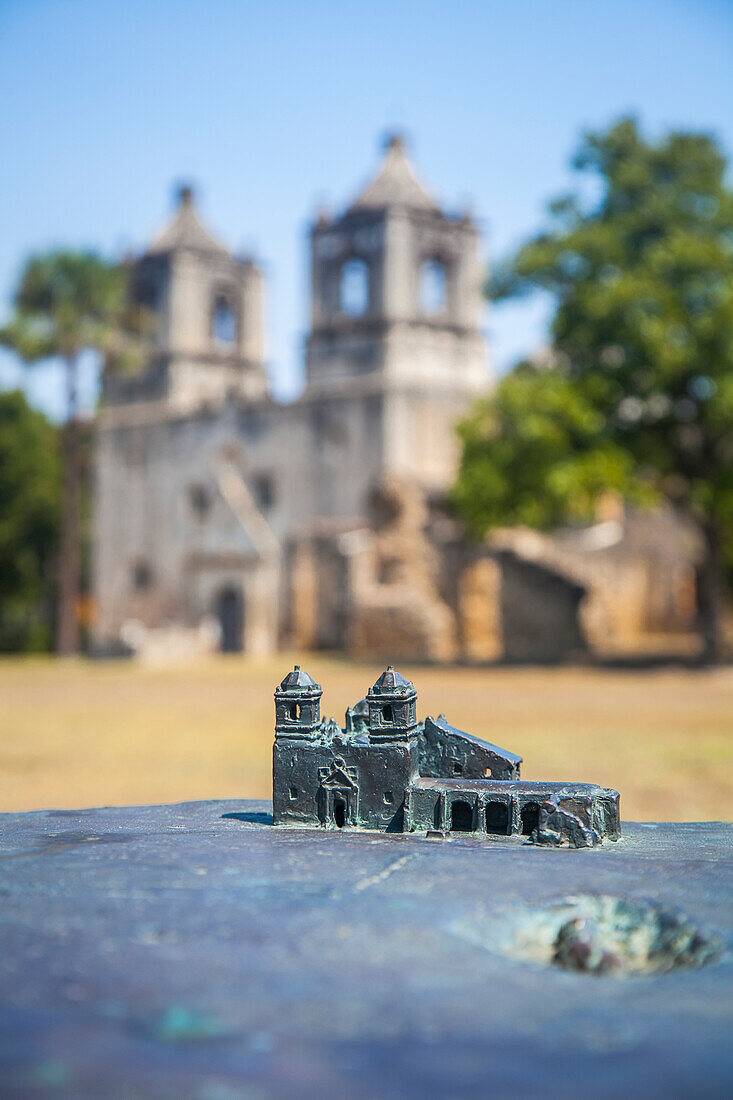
[0,391,60,652]
[454,118,733,661]
[0,252,145,654]
[453,363,657,534]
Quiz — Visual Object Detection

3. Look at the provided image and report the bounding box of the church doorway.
[323,788,353,828]
[216,586,244,652]
[333,798,347,828]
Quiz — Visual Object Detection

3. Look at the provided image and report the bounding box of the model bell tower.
[274,665,323,741]
[366,666,419,744]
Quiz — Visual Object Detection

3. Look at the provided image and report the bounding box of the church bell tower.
[110,184,267,411]
[305,134,489,495]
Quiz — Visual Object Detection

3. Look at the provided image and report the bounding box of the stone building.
[93,136,700,662]
[288,475,590,664]
[93,136,492,657]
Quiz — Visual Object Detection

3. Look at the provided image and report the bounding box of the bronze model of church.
[272,666,620,848]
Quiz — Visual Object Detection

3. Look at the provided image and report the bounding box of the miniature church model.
[272,666,620,848]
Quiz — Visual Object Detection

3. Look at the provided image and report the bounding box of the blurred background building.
[93,137,700,663]
[93,136,488,658]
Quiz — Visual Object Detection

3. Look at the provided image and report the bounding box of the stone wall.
[347,478,457,663]
[492,506,702,652]
[457,558,502,662]
[287,477,590,664]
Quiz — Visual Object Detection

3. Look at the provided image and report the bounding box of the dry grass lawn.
[1,654,731,821]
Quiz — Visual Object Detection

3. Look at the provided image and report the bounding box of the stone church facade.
[93,137,699,661]
[93,137,495,657]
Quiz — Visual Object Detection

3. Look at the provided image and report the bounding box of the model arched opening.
[521,801,540,836]
[215,585,244,652]
[486,801,510,835]
[450,800,473,832]
[419,258,447,314]
[339,258,369,316]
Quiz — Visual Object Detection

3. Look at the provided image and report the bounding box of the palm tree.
[1,252,146,654]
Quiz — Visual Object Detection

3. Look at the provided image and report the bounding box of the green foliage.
[0,250,148,393]
[0,250,150,653]
[453,363,657,536]
[0,391,60,651]
[457,117,733,557]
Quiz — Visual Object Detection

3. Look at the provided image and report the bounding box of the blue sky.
[1,0,732,418]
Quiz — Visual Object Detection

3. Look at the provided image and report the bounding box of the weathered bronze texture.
[1,802,729,1096]
[273,665,620,847]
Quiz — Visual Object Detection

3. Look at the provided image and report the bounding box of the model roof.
[424,714,523,766]
[368,666,415,696]
[277,665,321,692]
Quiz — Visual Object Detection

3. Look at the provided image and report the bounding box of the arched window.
[188,483,211,519]
[340,258,369,316]
[213,295,237,344]
[253,474,275,511]
[419,258,447,315]
[132,560,153,592]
